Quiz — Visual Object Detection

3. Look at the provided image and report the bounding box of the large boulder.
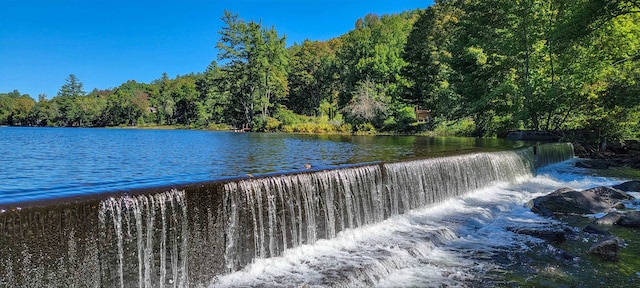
[617,211,640,228]
[508,227,567,244]
[584,186,633,202]
[587,237,622,261]
[612,181,640,192]
[527,187,613,217]
[595,212,625,226]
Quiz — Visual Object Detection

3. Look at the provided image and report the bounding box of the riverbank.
[572,140,640,179]
[493,176,640,287]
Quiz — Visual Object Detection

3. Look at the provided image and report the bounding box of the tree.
[216,11,288,130]
[342,79,387,131]
[0,90,36,126]
[57,74,86,98]
[287,40,338,116]
[402,2,463,116]
[54,74,87,126]
[196,62,229,126]
[337,12,418,109]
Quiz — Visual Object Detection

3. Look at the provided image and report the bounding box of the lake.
[0,127,522,206]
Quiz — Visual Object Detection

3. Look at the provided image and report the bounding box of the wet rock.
[527,188,612,217]
[612,202,626,210]
[575,160,612,169]
[587,237,622,261]
[595,212,624,226]
[618,211,640,228]
[584,186,633,202]
[583,224,611,236]
[545,244,578,263]
[508,227,567,244]
[613,181,640,192]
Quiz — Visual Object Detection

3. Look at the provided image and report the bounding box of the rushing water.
[211,159,627,288]
[0,141,582,287]
[0,127,521,206]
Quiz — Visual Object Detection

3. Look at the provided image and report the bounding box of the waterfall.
[219,148,535,275]
[221,165,384,271]
[534,142,575,168]
[384,149,534,215]
[0,143,573,287]
[98,189,188,288]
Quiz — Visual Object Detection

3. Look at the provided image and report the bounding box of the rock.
[587,237,622,261]
[583,224,611,236]
[606,141,627,154]
[612,202,626,210]
[527,188,613,217]
[595,212,624,226]
[625,140,640,151]
[584,186,634,202]
[575,160,612,169]
[545,244,577,263]
[508,227,567,244]
[618,211,640,228]
[613,181,640,192]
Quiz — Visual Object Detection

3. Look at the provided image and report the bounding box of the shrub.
[432,118,476,137]
[264,117,281,132]
[207,123,231,131]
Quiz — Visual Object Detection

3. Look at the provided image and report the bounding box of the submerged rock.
[508,227,567,244]
[612,181,640,192]
[545,244,578,263]
[587,237,622,261]
[583,224,611,236]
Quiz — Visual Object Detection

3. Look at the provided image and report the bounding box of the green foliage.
[355,122,376,134]
[287,40,339,116]
[400,0,639,138]
[206,123,232,131]
[216,11,289,129]
[432,118,477,137]
[0,90,35,126]
[4,5,637,139]
[342,79,388,130]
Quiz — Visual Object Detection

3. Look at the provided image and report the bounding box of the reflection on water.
[0,127,523,206]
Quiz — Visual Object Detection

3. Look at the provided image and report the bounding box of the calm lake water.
[0,127,522,206]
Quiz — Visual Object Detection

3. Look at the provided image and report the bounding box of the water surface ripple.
[0,127,521,205]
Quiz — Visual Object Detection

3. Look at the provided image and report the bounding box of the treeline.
[2,0,639,138]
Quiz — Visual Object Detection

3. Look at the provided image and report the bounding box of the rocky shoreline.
[573,140,640,170]
[526,181,640,260]
[490,180,640,286]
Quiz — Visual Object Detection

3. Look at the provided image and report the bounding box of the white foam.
[209,160,627,287]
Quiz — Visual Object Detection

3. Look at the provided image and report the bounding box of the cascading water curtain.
[383,149,535,215]
[98,189,188,288]
[221,165,384,272]
[535,142,575,168]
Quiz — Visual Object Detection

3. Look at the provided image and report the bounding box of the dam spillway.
[0,143,574,287]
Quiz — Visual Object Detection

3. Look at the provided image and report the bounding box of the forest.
[1,0,639,139]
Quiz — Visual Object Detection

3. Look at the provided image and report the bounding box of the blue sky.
[0,0,432,99]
